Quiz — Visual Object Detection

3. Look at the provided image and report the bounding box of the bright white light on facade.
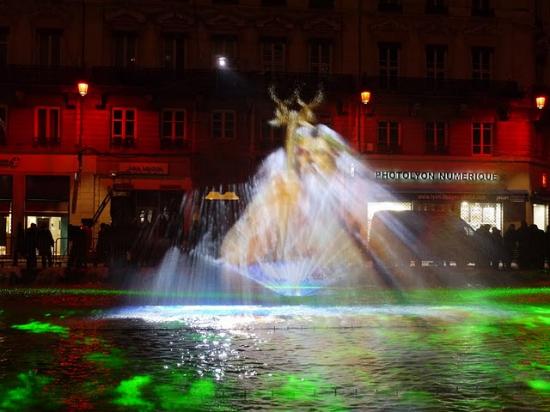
[217,56,228,69]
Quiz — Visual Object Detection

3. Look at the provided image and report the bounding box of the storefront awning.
[393,190,529,203]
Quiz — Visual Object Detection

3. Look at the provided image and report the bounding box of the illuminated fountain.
[151,88,394,298]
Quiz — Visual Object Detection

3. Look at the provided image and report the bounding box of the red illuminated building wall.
[0,0,549,254]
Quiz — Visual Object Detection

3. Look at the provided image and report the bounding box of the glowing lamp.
[360,90,371,105]
[77,82,89,97]
[542,173,548,188]
[216,56,228,69]
[536,95,546,110]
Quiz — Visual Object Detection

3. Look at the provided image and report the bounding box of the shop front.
[25,175,70,255]
[368,164,530,231]
[0,175,12,256]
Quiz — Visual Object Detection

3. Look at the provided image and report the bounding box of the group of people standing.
[475,221,550,270]
[12,221,54,269]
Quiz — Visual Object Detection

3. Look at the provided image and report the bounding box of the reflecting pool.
[1,287,550,411]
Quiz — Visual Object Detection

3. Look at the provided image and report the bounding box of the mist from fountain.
[148,90,401,300]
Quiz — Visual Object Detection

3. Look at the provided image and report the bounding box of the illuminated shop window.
[533,204,549,231]
[112,31,137,68]
[34,107,60,145]
[460,201,502,230]
[425,121,447,154]
[37,29,61,67]
[161,109,186,148]
[379,43,400,88]
[377,121,400,153]
[472,122,493,155]
[212,110,235,139]
[111,108,136,147]
[309,39,332,74]
[261,38,286,72]
[162,33,185,71]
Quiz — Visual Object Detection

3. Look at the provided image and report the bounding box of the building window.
[378,0,402,12]
[112,31,137,68]
[309,39,332,74]
[426,45,447,81]
[37,30,61,67]
[261,38,286,72]
[262,0,286,5]
[162,33,185,71]
[309,0,334,8]
[212,35,237,67]
[379,43,400,88]
[426,0,447,14]
[34,107,60,145]
[472,122,493,155]
[377,121,400,153]
[161,109,186,148]
[112,108,136,146]
[260,121,284,150]
[0,28,8,66]
[472,0,494,17]
[425,121,448,154]
[472,47,493,82]
[212,110,235,139]
[0,106,6,145]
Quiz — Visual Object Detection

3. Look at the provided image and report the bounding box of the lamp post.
[359,90,372,151]
[72,82,88,213]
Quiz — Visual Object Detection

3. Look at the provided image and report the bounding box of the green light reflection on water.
[85,348,126,369]
[254,373,347,411]
[112,375,155,411]
[11,321,68,337]
[528,380,550,392]
[0,371,57,411]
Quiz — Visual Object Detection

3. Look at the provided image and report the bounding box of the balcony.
[361,76,522,99]
[0,65,82,85]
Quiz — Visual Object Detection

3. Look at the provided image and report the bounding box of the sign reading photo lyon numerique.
[375,170,500,183]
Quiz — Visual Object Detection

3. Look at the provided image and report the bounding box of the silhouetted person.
[516,220,530,269]
[474,224,492,269]
[81,219,93,267]
[24,223,38,270]
[37,222,54,268]
[503,224,517,270]
[95,223,111,267]
[12,222,25,266]
[490,227,504,270]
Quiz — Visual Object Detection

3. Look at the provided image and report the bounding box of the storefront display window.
[460,201,502,230]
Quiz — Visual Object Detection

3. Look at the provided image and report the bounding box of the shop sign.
[375,170,499,183]
[0,157,20,168]
[118,163,169,175]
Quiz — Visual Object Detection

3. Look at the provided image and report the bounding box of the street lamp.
[216,56,229,69]
[77,82,89,97]
[360,90,371,105]
[72,82,89,213]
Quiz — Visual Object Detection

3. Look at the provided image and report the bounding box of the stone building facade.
[0,0,548,254]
